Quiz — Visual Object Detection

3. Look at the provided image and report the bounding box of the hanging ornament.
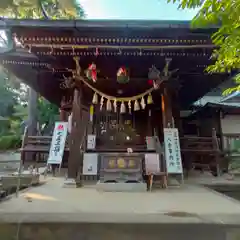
[134,100,140,111]
[95,47,99,56]
[140,97,146,109]
[147,93,153,104]
[89,105,94,122]
[148,79,153,86]
[120,101,126,114]
[100,96,104,110]
[106,99,112,111]
[85,63,97,82]
[92,92,98,104]
[153,80,160,89]
[148,65,160,81]
[128,100,132,114]
[113,99,117,112]
[117,67,129,84]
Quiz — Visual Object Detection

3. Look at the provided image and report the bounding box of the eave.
[0,19,218,30]
[0,19,227,109]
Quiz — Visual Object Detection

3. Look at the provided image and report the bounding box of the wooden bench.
[21,136,53,153]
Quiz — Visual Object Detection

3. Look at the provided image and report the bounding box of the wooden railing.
[180,137,219,153]
[20,127,69,163]
[180,129,222,175]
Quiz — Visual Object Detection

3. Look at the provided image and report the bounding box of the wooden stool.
[149,174,154,191]
[161,174,167,188]
[148,173,168,191]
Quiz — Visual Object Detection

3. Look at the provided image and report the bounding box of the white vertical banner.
[47,122,68,165]
[164,128,183,174]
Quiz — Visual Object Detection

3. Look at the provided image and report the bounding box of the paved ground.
[1,177,240,225]
[1,177,240,239]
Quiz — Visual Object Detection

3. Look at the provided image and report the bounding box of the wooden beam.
[26,43,215,50]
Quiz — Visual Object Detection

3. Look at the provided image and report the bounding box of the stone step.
[96,181,147,192]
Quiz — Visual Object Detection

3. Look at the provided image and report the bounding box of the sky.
[80,0,199,20]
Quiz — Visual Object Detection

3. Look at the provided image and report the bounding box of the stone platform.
[0,177,240,239]
[0,177,240,224]
[96,181,147,192]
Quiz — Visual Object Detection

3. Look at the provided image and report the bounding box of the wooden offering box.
[99,153,144,183]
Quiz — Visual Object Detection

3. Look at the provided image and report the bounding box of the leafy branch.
[0,0,85,19]
[168,0,240,97]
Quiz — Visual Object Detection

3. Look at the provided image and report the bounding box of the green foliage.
[0,119,10,135]
[0,135,21,150]
[0,0,85,19]
[0,67,28,138]
[222,76,240,96]
[37,97,59,127]
[0,71,18,117]
[168,0,240,96]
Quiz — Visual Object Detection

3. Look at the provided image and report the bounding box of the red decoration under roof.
[85,63,97,82]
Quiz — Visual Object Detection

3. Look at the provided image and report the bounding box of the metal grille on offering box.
[105,158,140,170]
[100,154,143,183]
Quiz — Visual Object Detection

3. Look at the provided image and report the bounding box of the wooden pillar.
[218,110,224,150]
[68,88,83,179]
[59,109,68,121]
[160,86,173,187]
[161,86,173,128]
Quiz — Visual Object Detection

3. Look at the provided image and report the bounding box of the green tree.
[0,0,85,19]
[0,69,27,136]
[0,71,18,118]
[168,0,240,95]
[0,0,85,136]
[37,97,59,134]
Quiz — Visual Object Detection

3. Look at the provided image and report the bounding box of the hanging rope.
[76,75,155,102]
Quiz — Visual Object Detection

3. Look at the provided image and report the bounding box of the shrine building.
[0,19,231,187]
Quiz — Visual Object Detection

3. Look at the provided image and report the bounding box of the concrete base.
[168,177,181,186]
[3,178,240,225]
[96,181,147,192]
[0,223,232,240]
[62,178,77,188]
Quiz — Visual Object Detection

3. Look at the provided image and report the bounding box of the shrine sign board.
[163,128,183,174]
[83,153,98,175]
[87,134,96,150]
[47,122,68,165]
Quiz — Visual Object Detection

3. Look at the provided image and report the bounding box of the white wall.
[221,115,240,134]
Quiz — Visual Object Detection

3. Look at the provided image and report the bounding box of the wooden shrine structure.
[0,19,231,184]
